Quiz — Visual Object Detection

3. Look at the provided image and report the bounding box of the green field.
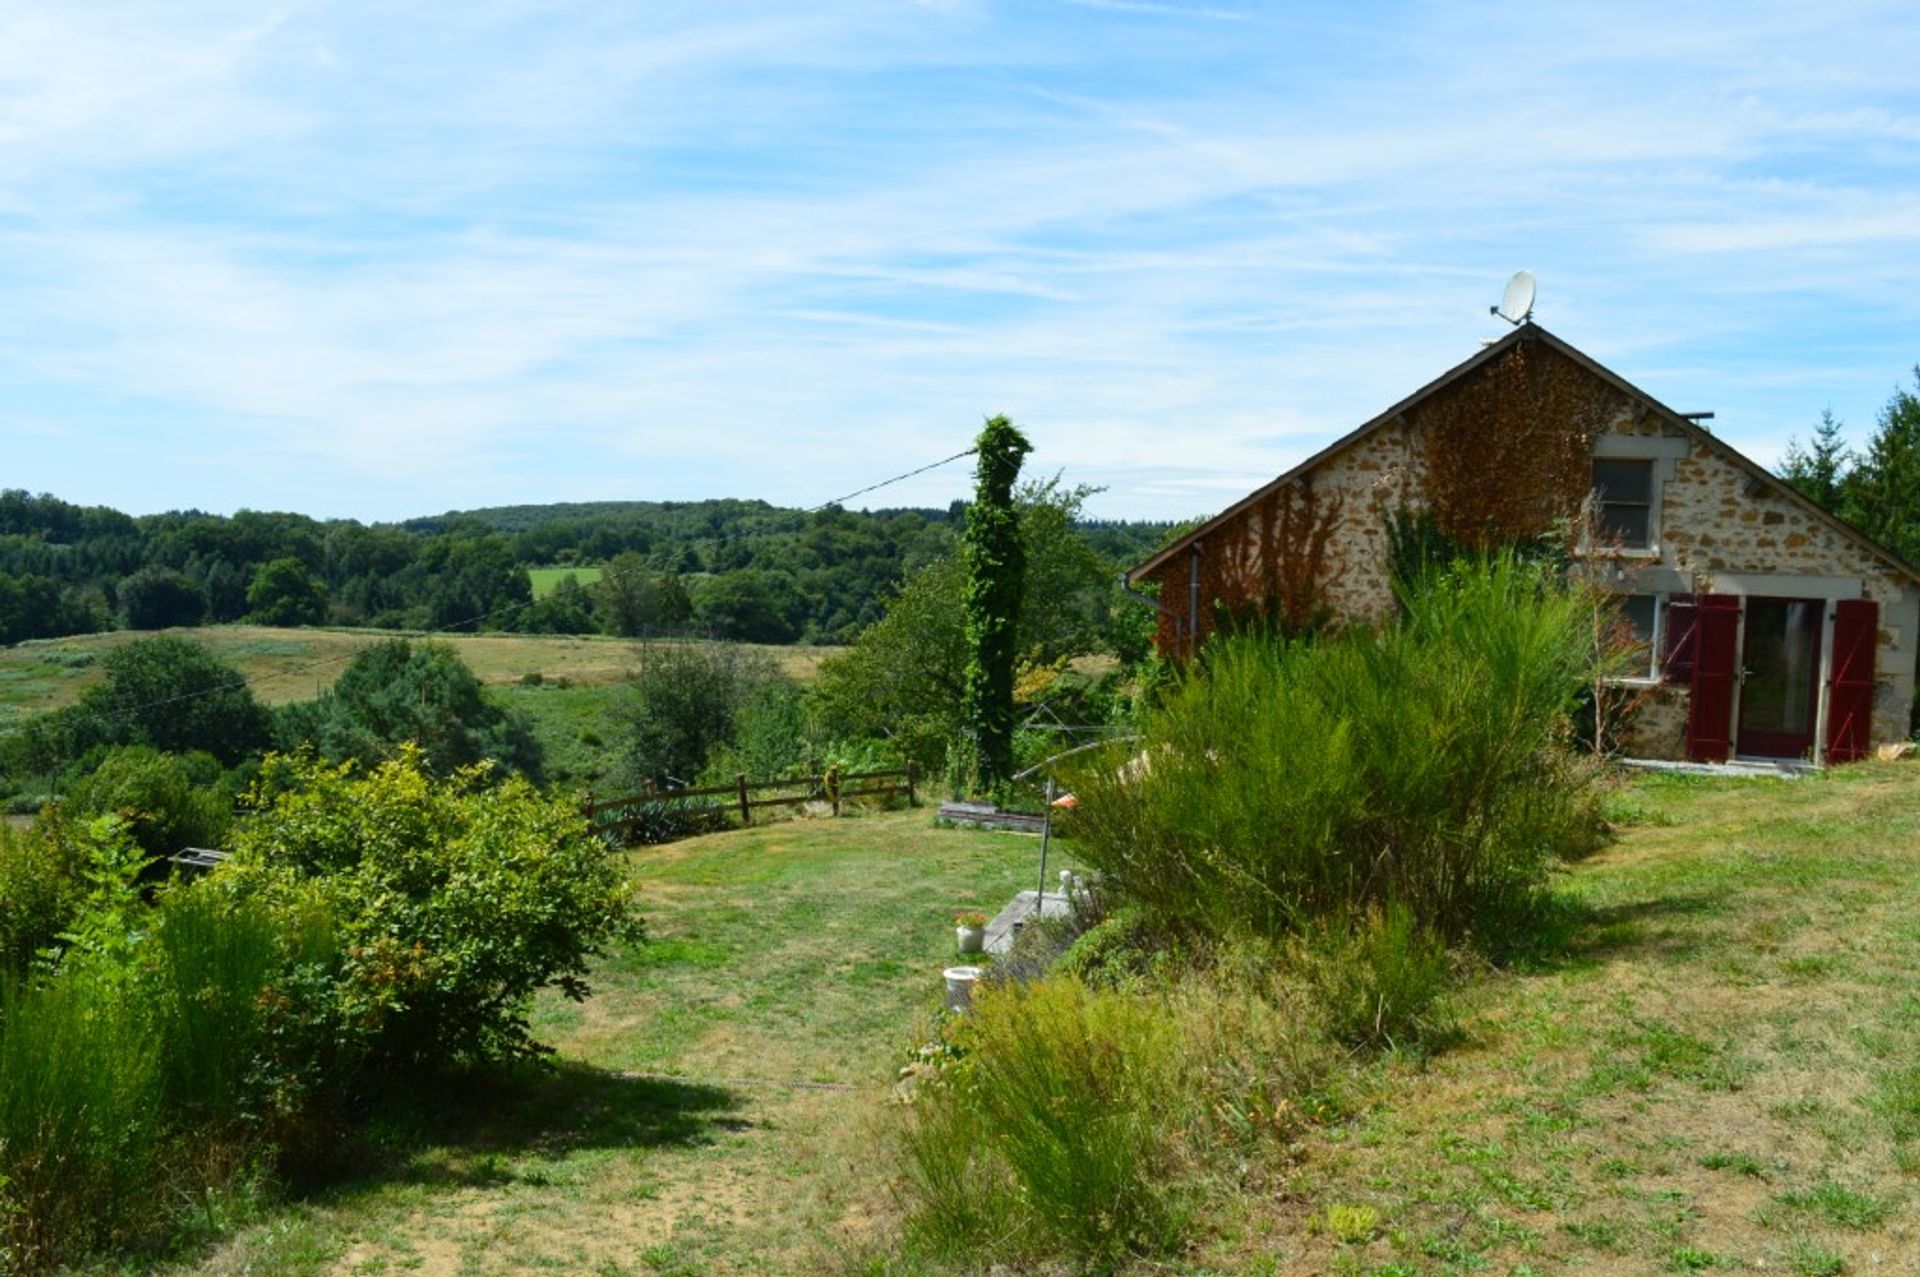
[0,626,840,729]
[528,566,605,598]
[163,762,1920,1275]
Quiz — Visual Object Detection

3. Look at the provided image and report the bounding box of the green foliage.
[1846,369,1920,565]
[1780,374,1920,566]
[0,963,165,1272]
[1065,556,1605,948]
[244,557,328,627]
[68,635,271,766]
[812,556,968,776]
[899,978,1185,1268]
[689,569,804,643]
[1780,408,1853,511]
[700,675,813,784]
[60,744,232,856]
[591,552,691,636]
[616,641,792,788]
[1296,903,1454,1048]
[0,819,88,976]
[275,639,542,780]
[0,571,99,646]
[118,565,208,630]
[960,416,1033,789]
[225,748,636,1069]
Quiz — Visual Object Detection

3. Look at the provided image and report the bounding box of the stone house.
[1127,323,1920,764]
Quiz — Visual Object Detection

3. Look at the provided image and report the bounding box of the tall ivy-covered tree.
[960,415,1031,789]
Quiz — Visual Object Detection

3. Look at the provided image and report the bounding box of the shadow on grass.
[293,1062,747,1194]
[1503,890,1721,974]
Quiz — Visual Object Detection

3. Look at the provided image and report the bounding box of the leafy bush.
[1064,556,1604,949]
[59,636,271,767]
[616,641,791,788]
[0,819,87,975]
[223,747,636,1070]
[60,744,232,856]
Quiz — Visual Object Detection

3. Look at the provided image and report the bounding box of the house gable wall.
[1142,334,1919,753]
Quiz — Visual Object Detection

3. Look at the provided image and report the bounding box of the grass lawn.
[170,763,1920,1275]
[181,809,1056,1276]
[527,566,605,597]
[1225,761,1920,1276]
[0,626,841,728]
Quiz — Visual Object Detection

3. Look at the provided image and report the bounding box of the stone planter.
[955,924,986,954]
[943,965,984,1011]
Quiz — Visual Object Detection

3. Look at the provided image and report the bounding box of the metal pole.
[1035,776,1054,908]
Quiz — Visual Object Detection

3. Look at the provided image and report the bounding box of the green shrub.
[1064,556,1604,950]
[898,978,1185,1269]
[61,745,232,857]
[1297,903,1455,1048]
[0,820,87,976]
[223,747,637,1070]
[0,965,164,1271]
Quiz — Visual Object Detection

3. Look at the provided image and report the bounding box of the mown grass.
[1224,761,1920,1276]
[0,626,841,726]
[166,810,1043,1276]
[147,763,1920,1275]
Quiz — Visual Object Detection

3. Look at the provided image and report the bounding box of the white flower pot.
[955,924,985,954]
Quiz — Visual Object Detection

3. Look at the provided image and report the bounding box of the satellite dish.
[1491,270,1536,325]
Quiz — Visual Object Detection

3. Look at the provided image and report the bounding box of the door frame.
[1732,594,1826,760]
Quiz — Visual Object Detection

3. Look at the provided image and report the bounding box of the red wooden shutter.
[1826,598,1878,764]
[1662,594,1698,684]
[1686,594,1741,762]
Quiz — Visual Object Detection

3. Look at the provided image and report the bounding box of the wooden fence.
[583,763,916,838]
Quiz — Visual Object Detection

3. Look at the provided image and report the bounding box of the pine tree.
[1845,371,1920,565]
[1780,408,1852,514]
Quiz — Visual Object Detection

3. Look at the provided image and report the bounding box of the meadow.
[527,566,605,597]
[141,761,1920,1276]
[0,626,840,729]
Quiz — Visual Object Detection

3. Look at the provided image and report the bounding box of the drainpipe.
[1188,542,1202,659]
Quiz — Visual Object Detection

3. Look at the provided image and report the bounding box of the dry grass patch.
[0,626,840,724]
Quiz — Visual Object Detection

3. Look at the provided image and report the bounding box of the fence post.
[826,765,842,818]
[736,773,752,826]
[905,761,916,808]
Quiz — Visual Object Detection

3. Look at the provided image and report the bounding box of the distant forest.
[0,489,1180,647]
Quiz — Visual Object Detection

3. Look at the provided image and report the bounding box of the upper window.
[1591,459,1654,549]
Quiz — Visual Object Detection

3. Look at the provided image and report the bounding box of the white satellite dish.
[1491,270,1536,325]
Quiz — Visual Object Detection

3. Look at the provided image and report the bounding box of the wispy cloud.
[1,0,1917,519]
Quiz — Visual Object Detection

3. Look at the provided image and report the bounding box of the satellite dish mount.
[1491,270,1537,326]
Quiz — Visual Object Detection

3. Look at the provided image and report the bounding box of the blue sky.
[3,1,1917,522]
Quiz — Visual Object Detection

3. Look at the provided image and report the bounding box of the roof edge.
[1128,324,1920,589]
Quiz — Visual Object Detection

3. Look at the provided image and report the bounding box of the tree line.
[1779,370,1920,565]
[0,491,1179,648]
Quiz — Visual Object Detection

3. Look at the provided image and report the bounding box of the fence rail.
[584,762,916,837]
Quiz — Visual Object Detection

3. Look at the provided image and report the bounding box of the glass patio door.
[1736,597,1823,759]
